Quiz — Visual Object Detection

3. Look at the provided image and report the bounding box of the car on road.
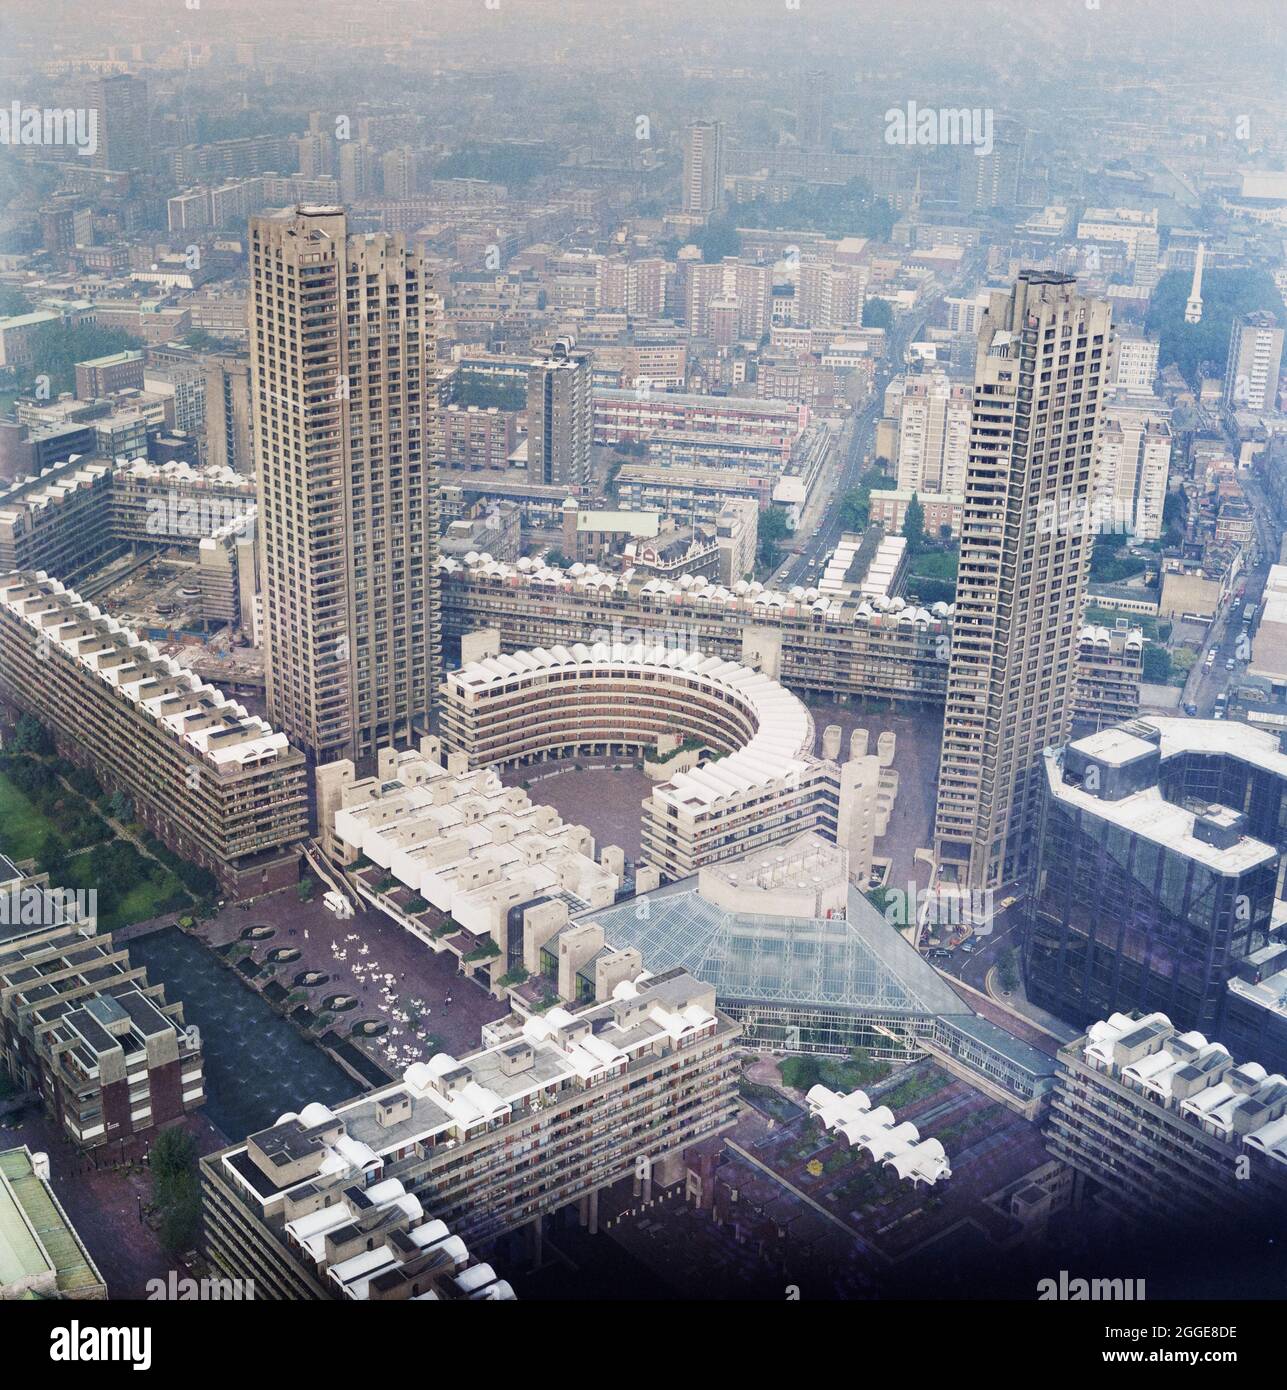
[927,948,951,961]
[1226,657,1236,671]
[1184,702,1198,716]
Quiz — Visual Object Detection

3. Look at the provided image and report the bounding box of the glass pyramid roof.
[586,883,965,1018]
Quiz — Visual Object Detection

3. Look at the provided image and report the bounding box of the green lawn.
[0,772,54,863]
[57,853,189,933]
[909,550,959,581]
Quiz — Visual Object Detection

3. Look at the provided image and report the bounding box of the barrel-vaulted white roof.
[437,550,954,629]
[0,571,294,770]
[806,1083,951,1185]
[1080,1011,1287,1167]
[455,641,820,813]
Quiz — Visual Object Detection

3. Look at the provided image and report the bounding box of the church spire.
[1184,241,1205,324]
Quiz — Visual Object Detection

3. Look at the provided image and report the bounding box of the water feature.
[127,927,359,1143]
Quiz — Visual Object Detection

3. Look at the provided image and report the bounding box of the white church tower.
[1185,241,1205,324]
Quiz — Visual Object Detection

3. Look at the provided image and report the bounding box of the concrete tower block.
[315,760,357,860]
[418,734,443,766]
[635,864,662,894]
[600,845,626,881]
[461,627,502,665]
[877,730,897,767]
[522,899,569,977]
[837,756,882,887]
[822,724,842,761]
[558,921,605,1001]
[742,625,783,680]
[595,946,643,1001]
[850,728,870,760]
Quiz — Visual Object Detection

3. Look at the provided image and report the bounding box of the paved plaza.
[502,758,654,861]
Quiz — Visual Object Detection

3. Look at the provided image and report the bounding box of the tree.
[757,507,791,571]
[1146,267,1285,389]
[839,488,869,530]
[997,948,1019,994]
[1141,644,1171,683]
[862,298,894,331]
[901,493,926,550]
[27,322,142,398]
[779,1054,822,1092]
[699,214,742,263]
[106,791,135,824]
[8,715,54,757]
[151,1126,197,1185]
[150,1126,201,1254]
[731,178,894,241]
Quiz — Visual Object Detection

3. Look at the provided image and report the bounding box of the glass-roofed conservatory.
[583,882,966,1061]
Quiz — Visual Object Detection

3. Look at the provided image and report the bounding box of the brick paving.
[0,1108,224,1301]
[502,758,654,861]
[194,890,510,1067]
[805,701,943,890]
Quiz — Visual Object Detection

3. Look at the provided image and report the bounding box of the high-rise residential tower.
[86,73,148,172]
[682,120,725,218]
[933,271,1114,891]
[797,71,833,150]
[204,352,254,474]
[527,338,592,488]
[250,206,442,766]
[894,369,971,497]
[1224,311,1284,413]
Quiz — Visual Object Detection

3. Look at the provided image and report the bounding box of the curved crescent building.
[439,641,843,881]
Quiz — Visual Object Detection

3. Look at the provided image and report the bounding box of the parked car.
[1226,657,1236,671]
[1184,702,1198,716]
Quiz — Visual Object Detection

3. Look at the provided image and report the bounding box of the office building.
[1026,719,1285,1035]
[1224,311,1284,413]
[682,121,724,218]
[441,405,518,474]
[438,546,1138,731]
[1071,624,1144,730]
[75,351,145,400]
[581,832,970,1060]
[250,206,443,765]
[316,738,620,973]
[796,72,833,149]
[958,122,1025,210]
[593,389,803,456]
[526,338,591,489]
[201,970,740,1294]
[796,261,866,333]
[934,271,1114,891]
[438,640,855,883]
[685,258,774,341]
